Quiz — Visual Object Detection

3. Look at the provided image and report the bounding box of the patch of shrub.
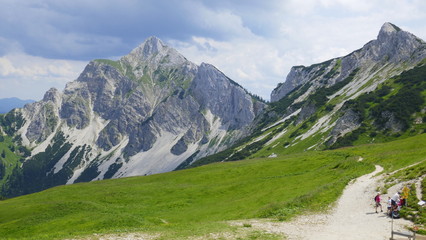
[1,131,72,197]
[0,160,4,179]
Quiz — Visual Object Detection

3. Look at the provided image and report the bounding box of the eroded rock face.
[270,66,311,103]
[25,102,59,143]
[373,22,426,63]
[25,88,61,143]
[326,109,362,146]
[171,137,188,156]
[295,103,316,125]
[379,111,405,133]
[191,63,257,130]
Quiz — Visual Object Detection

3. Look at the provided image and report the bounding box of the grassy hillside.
[0,134,425,239]
[0,135,22,188]
[192,61,426,169]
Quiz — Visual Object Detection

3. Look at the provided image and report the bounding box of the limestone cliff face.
[326,109,362,146]
[22,88,61,143]
[191,63,258,130]
[7,37,265,194]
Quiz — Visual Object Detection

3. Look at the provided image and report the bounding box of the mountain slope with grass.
[191,22,426,168]
[0,134,425,240]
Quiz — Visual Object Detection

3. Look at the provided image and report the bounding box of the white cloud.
[0,53,86,100]
[1,0,426,101]
[171,0,426,100]
[0,58,14,76]
[189,3,254,38]
[171,35,287,100]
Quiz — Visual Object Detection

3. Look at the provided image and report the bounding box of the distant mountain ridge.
[0,98,35,114]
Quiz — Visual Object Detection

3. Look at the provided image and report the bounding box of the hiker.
[387,196,392,215]
[391,192,400,212]
[374,192,383,213]
[400,197,406,207]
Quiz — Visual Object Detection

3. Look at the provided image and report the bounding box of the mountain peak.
[125,36,168,61]
[373,22,426,63]
[142,36,166,55]
[380,22,400,34]
[377,22,401,41]
[121,36,191,69]
[42,88,61,102]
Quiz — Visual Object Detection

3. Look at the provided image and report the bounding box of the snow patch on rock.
[119,131,200,177]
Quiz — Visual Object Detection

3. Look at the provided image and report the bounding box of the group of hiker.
[374,186,409,218]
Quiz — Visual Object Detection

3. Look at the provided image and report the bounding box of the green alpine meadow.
[0,134,424,240]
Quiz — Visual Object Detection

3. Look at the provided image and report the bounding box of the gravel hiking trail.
[236,165,415,239]
[70,165,418,240]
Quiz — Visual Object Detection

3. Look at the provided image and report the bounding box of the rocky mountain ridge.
[191,22,425,167]
[0,37,265,196]
[271,22,426,102]
[266,22,426,147]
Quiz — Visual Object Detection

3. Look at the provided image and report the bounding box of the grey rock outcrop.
[373,22,425,62]
[25,103,59,143]
[270,66,306,102]
[24,88,61,143]
[326,109,362,146]
[295,103,316,125]
[379,111,404,133]
[171,137,188,155]
[191,63,257,130]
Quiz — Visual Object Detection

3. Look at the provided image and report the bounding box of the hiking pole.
[391,209,394,239]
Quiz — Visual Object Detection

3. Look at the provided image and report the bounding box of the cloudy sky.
[1,0,426,101]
